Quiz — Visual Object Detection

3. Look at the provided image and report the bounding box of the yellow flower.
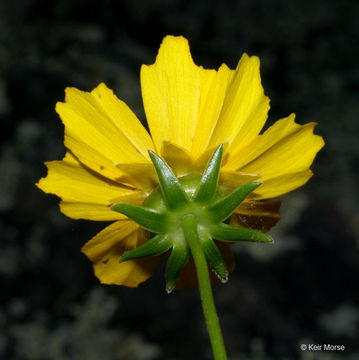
[37,35,324,288]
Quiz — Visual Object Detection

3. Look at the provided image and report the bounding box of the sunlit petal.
[208,54,270,153]
[57,85,153,185]
[37,152,134,220]
[141,36,202,153]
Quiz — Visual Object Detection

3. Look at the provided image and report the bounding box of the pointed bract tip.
[110,203,124,212]
[263,234,274,243]
[148,150,160,164]
[220,274,229,284]
[118,254,127,263]
[166,284,175,294]
[211,268,229,284]
[212,143,224,159]
[148,149,159,161]
[248,181,264,191]
[256,233,273,243]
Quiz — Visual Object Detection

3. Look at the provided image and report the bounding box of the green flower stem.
[181,214,228,360]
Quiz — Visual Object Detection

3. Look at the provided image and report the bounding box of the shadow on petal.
[82,221,163,287]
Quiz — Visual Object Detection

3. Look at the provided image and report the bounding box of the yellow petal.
[64,133,126,184]
[110,190,147,207]
[116,163,158,192]
[57,84,153,184]
[238,115,323,171]
[82,221,162,287]
[60,201,122,221]
[251,170,314,199]
[208,54,270,152]
[91,83,155,158]
[191,64,235,158]
[219,170,261,192]
[62,190,147,221]
[161,141,194,177]
[141,36,202,153]
[36,152,137,221]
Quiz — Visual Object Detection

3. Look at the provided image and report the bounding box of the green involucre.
[111,144,273,289]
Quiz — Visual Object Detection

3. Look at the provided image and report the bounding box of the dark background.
[1,0,358,359]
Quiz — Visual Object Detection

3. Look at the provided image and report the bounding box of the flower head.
[37,35,324,289]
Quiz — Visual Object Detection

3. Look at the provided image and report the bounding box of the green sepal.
[111,203,170,233]
[148,150,189,210]
[210,223,273,243]
[165,242,191,293]
[198,228,228,282]
[194,144,223,204]
[119,234,172,263]
[207,181,263,223]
